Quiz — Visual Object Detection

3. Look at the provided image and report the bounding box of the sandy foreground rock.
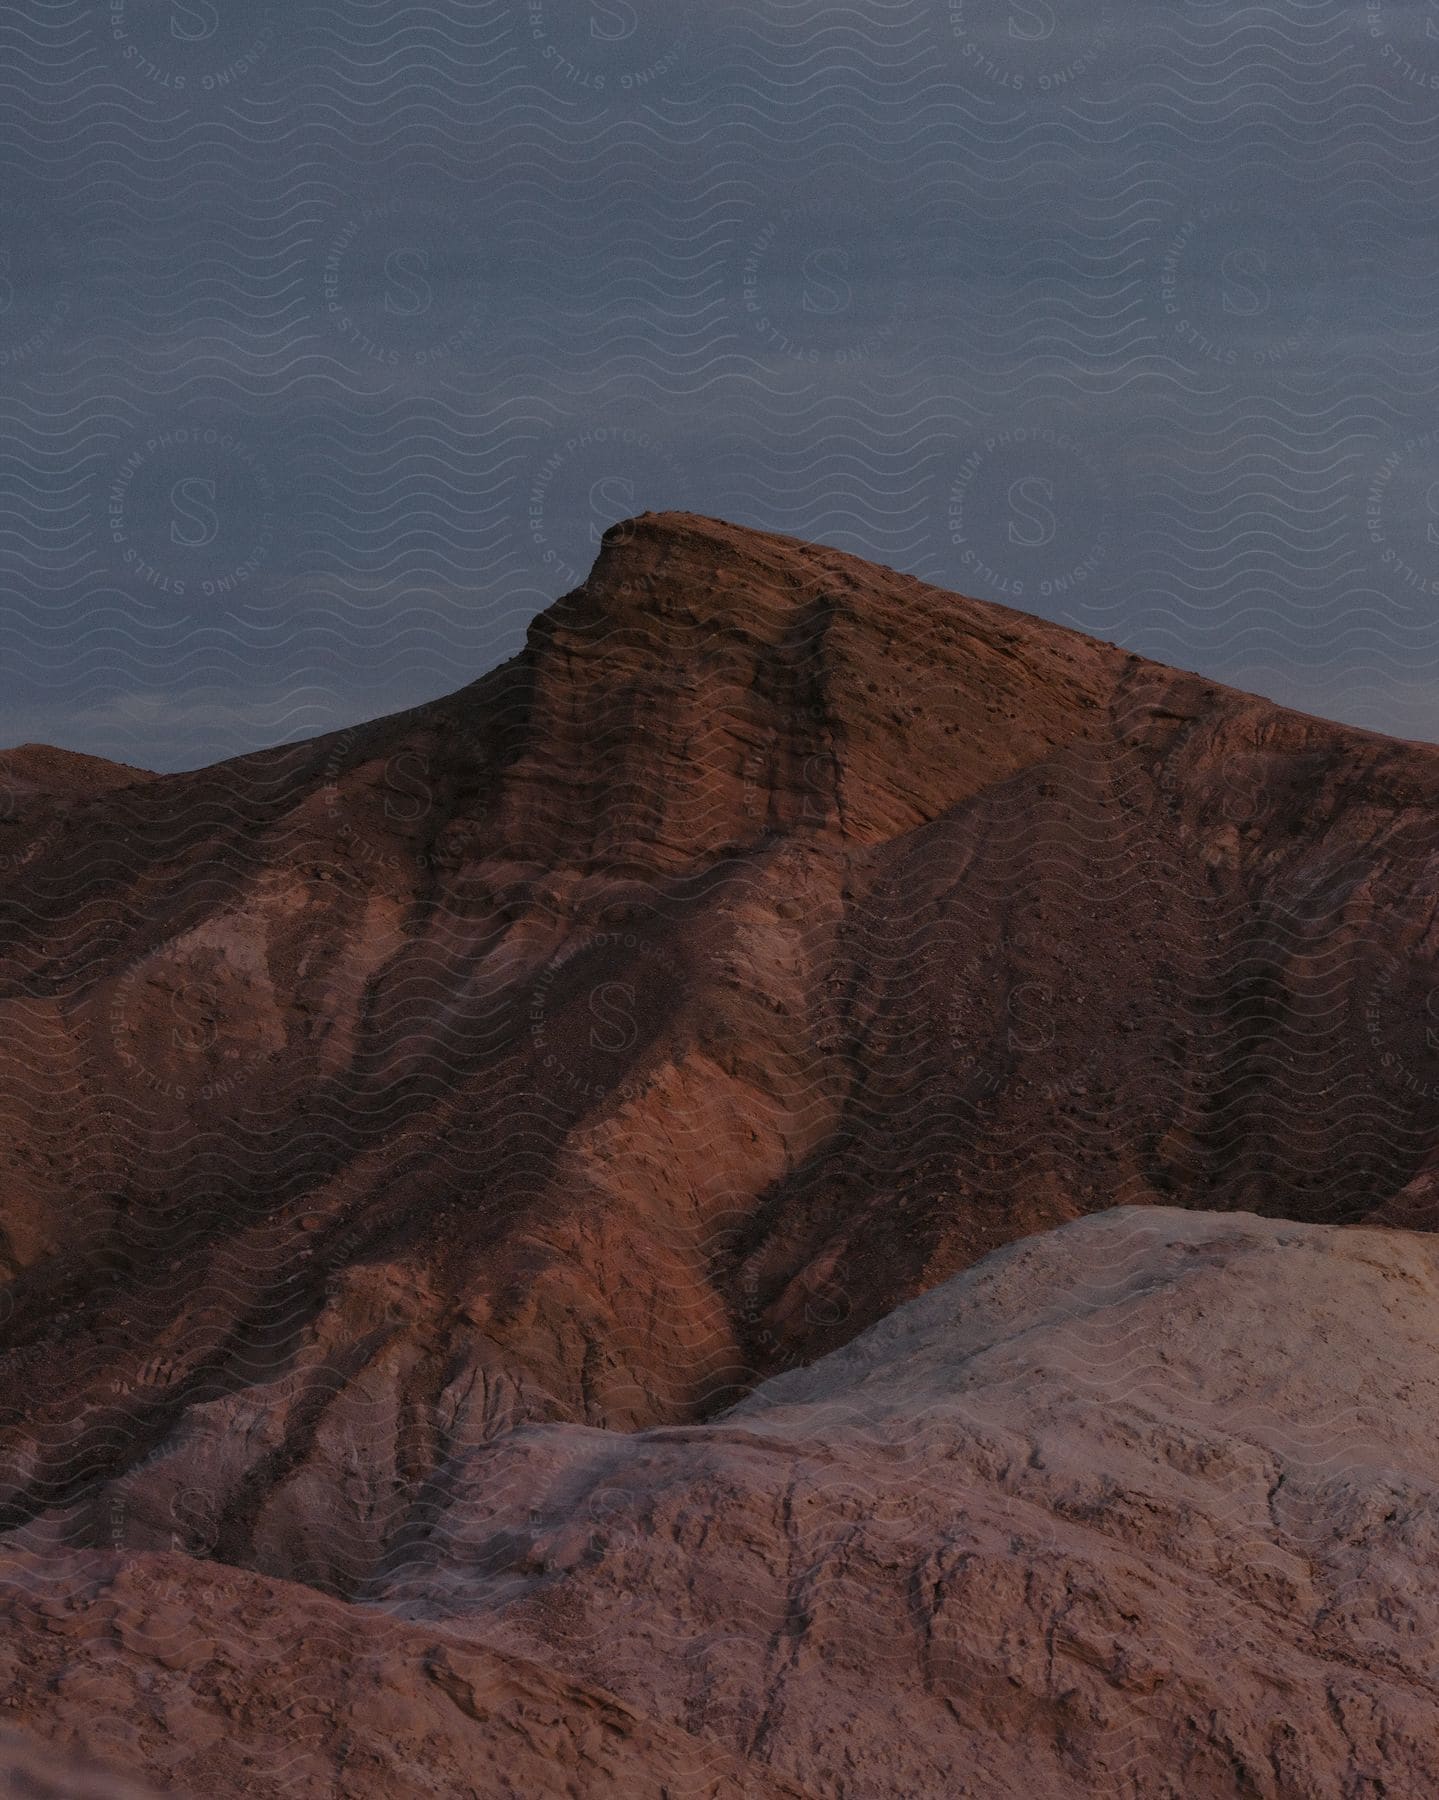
[3,1206,1439,1796]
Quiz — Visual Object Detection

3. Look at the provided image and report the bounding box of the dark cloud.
[3,1,1437,768]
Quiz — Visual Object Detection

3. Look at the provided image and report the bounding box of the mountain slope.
[0,512,1435,1600]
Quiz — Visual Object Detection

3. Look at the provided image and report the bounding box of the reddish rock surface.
[5,1208,1439,1797]
[0,1546,801,1798]
[0,515,1436,1792]
[0,1728,163,1799]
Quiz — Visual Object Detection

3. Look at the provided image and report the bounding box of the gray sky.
[5,0,1439,769]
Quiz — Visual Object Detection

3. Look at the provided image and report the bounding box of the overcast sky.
[4,0,1439,769]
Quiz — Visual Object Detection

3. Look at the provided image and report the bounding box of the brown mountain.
[1,514,1437,1794]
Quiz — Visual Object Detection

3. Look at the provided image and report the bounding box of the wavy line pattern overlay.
[2,5,1439,1798]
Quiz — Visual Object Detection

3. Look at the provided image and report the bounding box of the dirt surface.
[0,1728,164,1798]
[0,514,1436,1792]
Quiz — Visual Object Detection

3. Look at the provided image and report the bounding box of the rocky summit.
[1,515,1437,1796]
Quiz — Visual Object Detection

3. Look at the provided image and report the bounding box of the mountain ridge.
[0,515,1436,1793]
[10,513,1435,793]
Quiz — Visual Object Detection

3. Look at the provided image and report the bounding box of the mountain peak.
[510,511,1140,860]
[2,521,1439,1797]
[544,510,860,634]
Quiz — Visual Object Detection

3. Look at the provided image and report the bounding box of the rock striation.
[0,515,1436,1792]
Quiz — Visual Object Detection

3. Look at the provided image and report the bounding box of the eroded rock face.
[378,1207,1439,1799]
[0,516,1437,1790]
[0,1548,802,1798]
[0,514,1436,1595]
[6,1208,1439,1798]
